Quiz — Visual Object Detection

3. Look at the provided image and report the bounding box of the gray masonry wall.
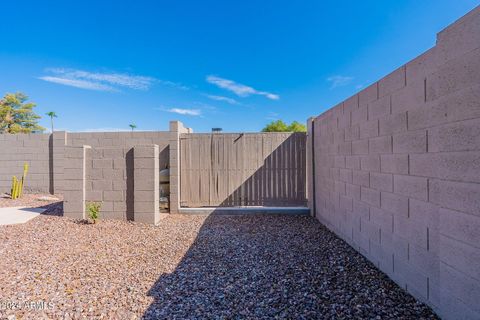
[59,130,174,222]
[133,145,160,224]
[0,127,175,224]
[307,7,480,320]
[63,144,162,223]
[0,133,52,193]
[0,130,172,194]
[63,145,90,220]
[85,146,134,221]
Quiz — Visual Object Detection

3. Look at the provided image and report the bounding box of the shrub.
[86,202,101,224]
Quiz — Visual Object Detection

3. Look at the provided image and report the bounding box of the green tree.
[46,111,57,133]
[262,120,306,132]
[129,124,137,131]
[287,121,307,132]
[0,93,44,134]
[262,120,289,132]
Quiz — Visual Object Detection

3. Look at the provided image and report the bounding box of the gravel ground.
[0,212,438,319]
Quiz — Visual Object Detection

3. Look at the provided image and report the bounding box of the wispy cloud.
[39,68,156,92]
[166,108,201,116]
[39,68,187,92]
[266,112,280,121]
[327,75,354,89]
[38,76,117,92]
[206,75,279,100]
[204,94,240,105]
[157,80,190,91]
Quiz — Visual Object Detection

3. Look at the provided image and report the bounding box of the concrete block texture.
[0,129,172,195]
[369,136,392,154]
[307,7,480,319]
[430,179,480,216]
[63,145,91,220]
[134,145,159,224]
[393,130,427,154]
[358,83,378,107]
[380,154,409,175]
[428,118,480,153]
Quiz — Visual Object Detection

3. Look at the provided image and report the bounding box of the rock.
[0,214,439,319]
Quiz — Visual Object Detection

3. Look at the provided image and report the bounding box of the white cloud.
[327,75,354,89]
[204,94,240,105]
[166,108,201,116]
[206,75,279,100]
[39,68,186,92]
[38,76,117,92]
[47,68,155,90]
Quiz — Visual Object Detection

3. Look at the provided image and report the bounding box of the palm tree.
[46,111,57,133]
[129,124,137,131]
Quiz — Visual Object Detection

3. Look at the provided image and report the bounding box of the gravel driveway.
[0,212,438,319]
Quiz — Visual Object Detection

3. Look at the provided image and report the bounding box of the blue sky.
[0,1,477,132]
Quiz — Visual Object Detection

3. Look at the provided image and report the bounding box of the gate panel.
[180,133,306,207]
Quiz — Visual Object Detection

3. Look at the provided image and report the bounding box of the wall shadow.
[142,214,300,319]
[221,134,306,207]
[159,145,170,170]
[40,201,64,217]
[48,134,54,194]
[141,213,439,319]
[126,149,135,221]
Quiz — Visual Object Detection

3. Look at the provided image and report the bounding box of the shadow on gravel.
[142,215,439,319]
[39,201,64,217]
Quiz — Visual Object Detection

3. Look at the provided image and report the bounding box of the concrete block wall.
[0,133,51,193]
[0,130,173,195]
[307,6,480,319]
[85,146,133,221]
[134,145,160,224]
[168,121,191,213]
[63,145,90,220]
[63,144,162,224]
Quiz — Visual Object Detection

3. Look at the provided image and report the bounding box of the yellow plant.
[10,163,29,199]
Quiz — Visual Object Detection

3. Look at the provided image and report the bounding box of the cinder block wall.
[63,144,162,223]
[0,133,51,193]
[307,7,480,320]
[85,146,134,220]
[0,131,172,194]
[63,145,90,219]
[60,123,187,223]
[133,145,160,224]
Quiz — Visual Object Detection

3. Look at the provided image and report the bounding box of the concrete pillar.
[133,145,160,224]
[168,121,191,214]
[63,145,90,220]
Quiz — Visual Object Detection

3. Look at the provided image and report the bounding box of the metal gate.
[179,132,307,207]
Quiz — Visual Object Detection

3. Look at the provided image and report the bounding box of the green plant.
[11,163,29,199]
[0,92,45,133]
[86,202,102,224]
[262,120,307,132]
[46,111,57,133]
[129,124,137,131]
